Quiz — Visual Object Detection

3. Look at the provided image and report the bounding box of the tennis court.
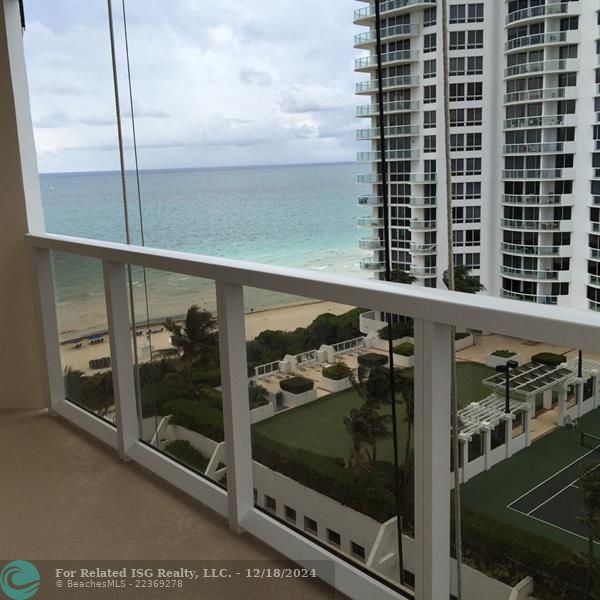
[507,433,600,545]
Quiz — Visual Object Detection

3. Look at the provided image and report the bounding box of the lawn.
[462,406,600,553]
[253,361,496,464]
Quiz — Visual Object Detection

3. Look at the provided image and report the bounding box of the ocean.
[41,162,366,335]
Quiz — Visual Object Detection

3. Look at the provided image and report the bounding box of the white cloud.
[23,0,361,173]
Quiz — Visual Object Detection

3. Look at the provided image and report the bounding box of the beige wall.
[0,0,46,409]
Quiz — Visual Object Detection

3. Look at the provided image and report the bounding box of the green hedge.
[491,349,517,358]
[192,368,222,388]
[531,352,566,367]
[378,320,414,341]
[358,352,389,368]
[251,432,397,523]
[322,362,352,380]
[461,508,599,598]
[165,398,224,442]
[164,440,209,473]
[141,376,196,418]
[280,376,314,394]
[393,342,414,357]
[455,331,471,340]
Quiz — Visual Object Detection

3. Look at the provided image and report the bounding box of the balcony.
[356,75,420,94]
[504,87,568,104]
[354,0,436,24]
[410,243,437,254]
[505,30,568,52]
[356,125,419,140]
[504,58,576,79]
[409,196,437,206]
[500,289,558,304]
[359,237,385,250]
[589,274,600,287]
[503,115,568,129]
[359,256,386,271]
[408,173,436,183]
[357,195,383,207]
[502,169,564,180]
[357,149,419,162]
[358,215,385,228]
[409,265,436,277]
[354,24,418,49]
[502,142,565,154]
[501,219,565,231]
[410,219,436,230]
[355,50,419,72]
[592,222,600,234]
[501,243,561,256]
[502,194,563,206]
[500,266,559,280]
[356,100,420,117]
[506,2,570,25]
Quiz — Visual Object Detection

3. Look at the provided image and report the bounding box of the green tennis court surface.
[507,438,600,545]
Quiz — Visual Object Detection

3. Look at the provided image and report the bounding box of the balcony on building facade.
[500,289,558,304]
[354,23,419,49]
[357,195,383,207]
[506,2,571,25]
[357,149,419,162]
[592,222,600,234]
[505,58,577,79]
[505,30,569,52]
[502,169,565,180]
[359,256,386,271]
[502,194,564,206]
[354,0,436,25]
[501,243,561,256]
[501,219,566,231]
[592,248,600,260]
[356,76,420,95]
[409,196,437,206]
[503,114,569,129]
[504,87,569,104]
[500,266,560,280]
[358,215,385,228]
[355,50,419,72]
[359,237,385,250]
[409,265,436,277]
[589,274,600,287]
[356,100,420,117]
[356,124,419,140]
[410,219,437,230]
[590,300,600,312]
[502,142,566,155]
[593,195,600,206]
[408,173,436,183]
[410,243,437,254]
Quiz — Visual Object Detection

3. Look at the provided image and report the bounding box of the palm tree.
[578,462,600,600]
[164,305,218,377]
[359,403,393,465]
[443,265,485,294]
[343,407,371,470]
[390,270,417,285]
[396,373,415,489]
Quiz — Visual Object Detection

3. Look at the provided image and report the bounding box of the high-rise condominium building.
[355,0,600,311]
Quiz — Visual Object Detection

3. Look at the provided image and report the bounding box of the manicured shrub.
[378,320,414,341]
[165,398,224,442]
[455,331,471,340]
[358,352,389,368]
[393,342,414,357]
[192,368,222,388]
[531,352,566,367]
[491,349,517,358]
[280,376,314,394]
[141,376,196,418]
[164,440,209,473]
[322,362,352,380]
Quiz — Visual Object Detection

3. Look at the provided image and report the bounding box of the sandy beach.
[59,300,354,375]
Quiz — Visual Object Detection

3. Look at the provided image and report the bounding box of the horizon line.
[39,159,355,177]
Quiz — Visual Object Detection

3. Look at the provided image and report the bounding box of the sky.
[23,0,362,173]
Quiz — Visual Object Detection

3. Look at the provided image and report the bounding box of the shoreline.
[59,300,354,375]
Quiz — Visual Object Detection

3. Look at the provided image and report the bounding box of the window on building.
[468,3,484,22]
[467,30,484,49]
[467,56,483,75]
[450,83,464,101]
[351,542,366,561]
[424,59,436,79]
[424,110,436,129]
[424,135,436,153]
[304,516,318,535]
[424,84,436,104]
[424,6,436,27]
[450,31,465,50]
[449,4,466,24]
[264,495,276,513]
[466,82,482,100]
[284,505,296,524]
[450,57,465,76]
[327,529,341,547]
[466,108,482,125]
[424,33,436,53]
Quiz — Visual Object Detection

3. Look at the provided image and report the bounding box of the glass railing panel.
[52,252,115,424]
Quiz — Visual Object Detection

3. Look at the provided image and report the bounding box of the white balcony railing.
[25,232,600,600]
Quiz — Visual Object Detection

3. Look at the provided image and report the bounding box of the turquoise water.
[41,162,365,332]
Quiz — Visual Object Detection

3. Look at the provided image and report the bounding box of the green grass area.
[253,361,495,464]
[462,406,600,553]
